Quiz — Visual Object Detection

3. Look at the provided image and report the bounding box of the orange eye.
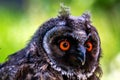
[86,41,93,51]
[59,40,70,51]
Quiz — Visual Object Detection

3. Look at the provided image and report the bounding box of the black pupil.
[63,42,68,47]
[86,44,90,48]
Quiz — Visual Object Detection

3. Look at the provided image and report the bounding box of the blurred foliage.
[0,0,120,80]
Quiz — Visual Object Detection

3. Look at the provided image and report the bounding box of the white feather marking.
[77,66,97,80]
[58,21,66,26]
[86,66,96,77]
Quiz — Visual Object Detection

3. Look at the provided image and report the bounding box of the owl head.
[31,6,102,79]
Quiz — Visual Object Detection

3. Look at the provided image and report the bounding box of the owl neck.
[46,59,97,80]
[76,66,97,80]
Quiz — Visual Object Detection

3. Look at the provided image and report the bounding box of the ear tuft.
[58,3,71,19]
[81,12,91,22]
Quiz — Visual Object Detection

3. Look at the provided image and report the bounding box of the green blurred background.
[0,0,120,80]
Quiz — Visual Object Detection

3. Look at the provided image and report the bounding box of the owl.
[0,6,102,80]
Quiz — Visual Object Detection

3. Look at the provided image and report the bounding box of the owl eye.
[59,40,70,51]
[86,41,93,52]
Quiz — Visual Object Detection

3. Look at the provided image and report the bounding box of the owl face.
[42,13,101,77]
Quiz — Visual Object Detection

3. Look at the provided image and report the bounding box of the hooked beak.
[77,45,86,65]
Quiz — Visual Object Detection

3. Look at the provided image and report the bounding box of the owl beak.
[77,45,86,65]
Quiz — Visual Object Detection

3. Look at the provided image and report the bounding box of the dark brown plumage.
[0,5,102,80]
